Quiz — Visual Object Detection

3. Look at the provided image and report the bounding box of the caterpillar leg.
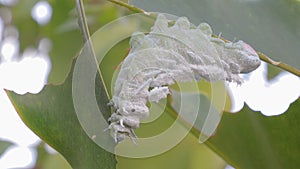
[106,122,137,144]
[107,100,118,111]
[108,113,140,129]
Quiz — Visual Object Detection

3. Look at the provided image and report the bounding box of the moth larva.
[107,14,261,143]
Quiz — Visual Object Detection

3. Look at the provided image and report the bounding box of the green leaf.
[37,153,72,169]
[170,80,232,112]
[207,99,300,169]
[267,64,282,81]
[117,133,226,169]
[35,142,72,169]
[130,0,300,70]
[169,90,224,143]
[6,60,117,169]
[0,140,12,156]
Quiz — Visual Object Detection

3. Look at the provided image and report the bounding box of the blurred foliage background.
[1,0,300,169]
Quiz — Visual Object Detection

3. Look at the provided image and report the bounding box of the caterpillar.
[107,14,261,143]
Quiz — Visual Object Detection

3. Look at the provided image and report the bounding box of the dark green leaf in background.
[207,99,300,169]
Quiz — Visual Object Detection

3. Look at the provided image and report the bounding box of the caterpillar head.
[226,40,261,73]
[212,39,261,74]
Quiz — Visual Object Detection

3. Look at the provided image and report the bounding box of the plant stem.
[75,0,90,43]
[258,52,300,77]
[107,0,146,13]
[75,0,112,119]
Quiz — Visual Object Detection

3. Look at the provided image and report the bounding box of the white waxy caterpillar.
[107,14,261,143]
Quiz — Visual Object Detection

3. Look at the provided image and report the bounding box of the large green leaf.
[6,60,117,169]
[130,0,300,70]
[207,99,300,169]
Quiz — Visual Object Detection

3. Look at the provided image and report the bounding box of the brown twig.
[258,52,300,77]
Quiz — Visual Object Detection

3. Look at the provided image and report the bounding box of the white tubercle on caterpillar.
[107,14,261,143]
